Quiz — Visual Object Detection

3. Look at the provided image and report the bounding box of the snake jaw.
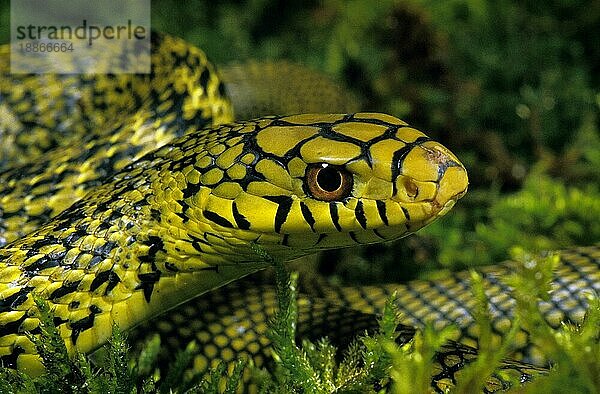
[437,198,458,217]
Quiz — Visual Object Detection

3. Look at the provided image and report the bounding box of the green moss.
[252,251,401,393]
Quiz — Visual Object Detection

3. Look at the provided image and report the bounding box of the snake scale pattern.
[0,32,597,392]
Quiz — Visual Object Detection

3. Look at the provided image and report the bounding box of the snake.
[0,32,597,391]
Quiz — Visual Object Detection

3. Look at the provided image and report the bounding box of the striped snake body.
[0,32,596,391]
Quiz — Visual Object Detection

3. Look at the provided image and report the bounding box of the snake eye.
[305,164,353,201]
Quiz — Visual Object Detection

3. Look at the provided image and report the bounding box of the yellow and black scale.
[0,32,597,391]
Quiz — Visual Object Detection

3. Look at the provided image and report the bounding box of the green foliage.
[254,254,402,393]
[387,325,458,394]
[259,247,599,393]
[0,299,232,394]
[193,359,246,394]
[448,272,522,393]
[506,249,600,393]
[386,251,599,393]
[476,175,600,257]
[100,325,134,394]
[27,296,88,393]
[421,0,597,149]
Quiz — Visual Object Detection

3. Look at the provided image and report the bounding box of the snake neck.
[0,153,273,371]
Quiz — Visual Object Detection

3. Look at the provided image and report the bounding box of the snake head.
[177,112,467,263]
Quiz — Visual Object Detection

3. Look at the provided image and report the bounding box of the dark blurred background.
[1,0,598,283]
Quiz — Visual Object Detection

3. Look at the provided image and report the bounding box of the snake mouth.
[432,178,468,213]
[434,195,459,217]
[431,152,469,217]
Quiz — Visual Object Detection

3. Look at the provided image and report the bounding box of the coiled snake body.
[0,33,597,390]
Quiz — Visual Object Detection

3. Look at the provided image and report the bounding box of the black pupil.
[317,167,342,192]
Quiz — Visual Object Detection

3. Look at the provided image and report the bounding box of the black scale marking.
[299,201,316,232]
[203,210,234,228]
[0,286,34,312]
[264,196,294,234]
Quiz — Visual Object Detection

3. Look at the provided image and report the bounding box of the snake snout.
[387,139,467,229]
[426,144,469,216]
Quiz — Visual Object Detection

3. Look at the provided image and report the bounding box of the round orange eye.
[305,164,353,201]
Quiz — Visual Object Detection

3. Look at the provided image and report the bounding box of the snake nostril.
[404,178,419,199]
